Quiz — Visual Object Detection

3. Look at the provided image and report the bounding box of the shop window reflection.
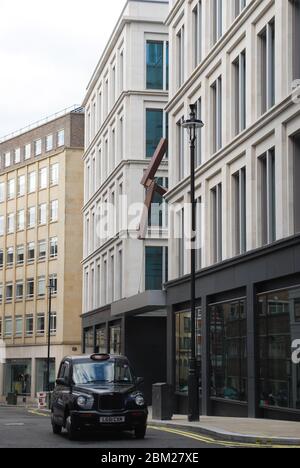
[175,308,202,394]
[210,299,247,402]
[258,287,300,410]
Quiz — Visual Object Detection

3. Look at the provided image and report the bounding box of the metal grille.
[99,394,125,411]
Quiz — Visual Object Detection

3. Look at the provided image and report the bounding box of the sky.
[0,0,126,137]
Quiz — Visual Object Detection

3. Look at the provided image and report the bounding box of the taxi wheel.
[66,416,79,441]
[52,423,62,435]
[51,413,62,435]
[134,424,146,439]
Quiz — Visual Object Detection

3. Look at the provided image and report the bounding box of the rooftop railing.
[0,104,84,144]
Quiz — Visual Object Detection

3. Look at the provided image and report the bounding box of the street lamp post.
[46,280,54,403]
[182,104,204,422]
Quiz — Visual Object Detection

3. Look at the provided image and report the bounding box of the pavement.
[148,409,300,446]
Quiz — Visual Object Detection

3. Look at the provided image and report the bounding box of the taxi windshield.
[72,360,134,385]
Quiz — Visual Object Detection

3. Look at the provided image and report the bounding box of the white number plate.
[100,416,125,424]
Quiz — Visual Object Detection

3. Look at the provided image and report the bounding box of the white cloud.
[0,0,126,136]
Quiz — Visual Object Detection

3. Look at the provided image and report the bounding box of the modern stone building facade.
[81,0,169,402]
[0,107,84,401]
[165,0,300,420]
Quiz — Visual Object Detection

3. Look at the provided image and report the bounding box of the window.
[213,0,223,44]
[111,65,116,105]
[27,242,35,263]
[0,182,4,202]
[28,171,36,193]
[50,163,59,185]
[0,216,4,236]
[233,168,246,255]
[37,315,45,335]
[258,287,300,410]
[34,139,42,156]
[38,240,46,260]
[292,133,300,233]
[146,41,163,90]
[17,175,25,196]
[145,246,168,290]
[234,0,246,17]
[36,314,45,335]
[193,1,202,67]
[119,50,124,93]
[50,237,58,258]
[233,51,246,135]
[24,143,31,160]
[109,324,121,355]
[148,177,168,228]
[39,203,47,225]
[39,167,47,189]
[4,152,11,167]
[0,249,3,268]
[6,247,14,266]
[15,317,23,337]
[178,208,185,277]
[177,26,185,87]
[177,117,185,180]
[27,279,34,299]
[7,179,15,200]
[57,129,65,147]
[46,134,53,152]
[259,149,276,245]
[14,148,21,164]
[26,315,34,336]
[292,0,300,80]
[28,207,36,228]
[212,183,223,263]
[212,76,222,153]
[146,109,163,158]
[38,277,46,297]
[49,274,57,295]
[210,299,247,401]
[50,200,58,222]
[0,285,2,304]
[50,312,57,334]
[196,99,203,166]
[17,210,25,231]
[117,249,123,301]
[4,317,12,338]
[259,19,275,115]
[95,327,107,354]
[175,309,202,393]
[17,245,24,265]
[7,213,14,234]
[16,282,24,300]
[6,283,13,302]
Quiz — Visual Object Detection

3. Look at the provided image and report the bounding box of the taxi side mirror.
[136,377,144,386]
[56,377,70,387]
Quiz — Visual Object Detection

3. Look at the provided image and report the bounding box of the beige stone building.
[0,106,84,401]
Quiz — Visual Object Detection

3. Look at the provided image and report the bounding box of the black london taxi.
[51,354,148,440]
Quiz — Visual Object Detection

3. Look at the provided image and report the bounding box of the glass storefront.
[210,299,247,402]
[35,359,55,393]
[175,309,202,394]
[258,287,300,410]
[109,324,121,355]
[84,328,94,354]
[95,327,106,353]
[4,359,32,395]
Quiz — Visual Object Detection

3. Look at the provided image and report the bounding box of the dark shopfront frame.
[166,234,300,421]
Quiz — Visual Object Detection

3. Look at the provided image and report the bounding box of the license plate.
[100,416,125,424]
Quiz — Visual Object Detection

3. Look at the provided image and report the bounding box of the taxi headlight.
[77,395,94,410]
[135,395,145,407]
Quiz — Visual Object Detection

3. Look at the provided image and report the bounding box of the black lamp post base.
[188,359,200,422]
